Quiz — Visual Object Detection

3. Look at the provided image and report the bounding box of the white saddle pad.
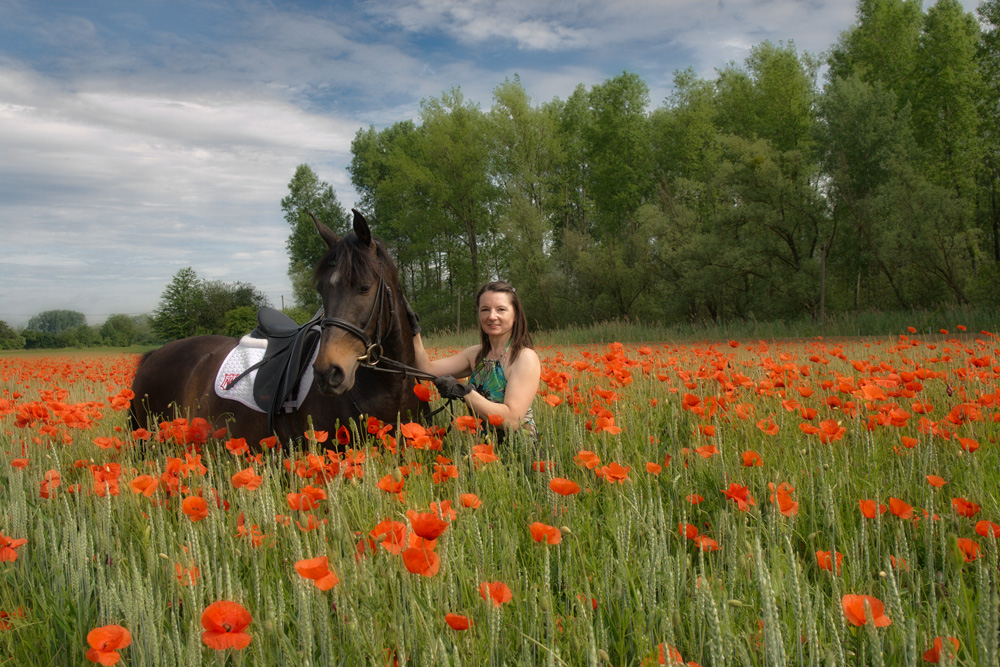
[214,335,318,412]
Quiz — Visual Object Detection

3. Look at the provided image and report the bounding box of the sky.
[0,0,985,328]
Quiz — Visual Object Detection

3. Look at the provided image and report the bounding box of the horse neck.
[382,286,416,364]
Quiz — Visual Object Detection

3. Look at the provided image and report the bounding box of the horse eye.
[359,283,372,292]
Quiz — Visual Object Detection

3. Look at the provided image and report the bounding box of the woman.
[413,281,540,439]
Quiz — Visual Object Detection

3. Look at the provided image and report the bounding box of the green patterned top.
[469,354,537,439]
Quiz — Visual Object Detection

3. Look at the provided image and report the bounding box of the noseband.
[319,276,392,366]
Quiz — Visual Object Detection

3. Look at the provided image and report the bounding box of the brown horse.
[130,210,423,445]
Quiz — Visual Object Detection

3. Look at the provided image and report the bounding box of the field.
[1,328,999,666]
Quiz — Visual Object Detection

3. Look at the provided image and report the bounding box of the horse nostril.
[318,364,345,389]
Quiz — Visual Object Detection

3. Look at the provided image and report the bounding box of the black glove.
[434,375,472,400]
[402,295,421,335]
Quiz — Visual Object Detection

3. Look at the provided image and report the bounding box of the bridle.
[318,275,436,382]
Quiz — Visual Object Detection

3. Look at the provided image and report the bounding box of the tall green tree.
[828,0,924,105]
[817,75,917,308]
[100,314,138,347]
[26,310,86,334]
[0,320,25,350]
[151,267,206,341]
[977,0,1000,278]
[351,89,501,331]
[281,164,349,309]
[489,77,563,327]
[912,0,983,200]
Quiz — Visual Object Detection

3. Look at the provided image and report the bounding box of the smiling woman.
[412,281,540,440]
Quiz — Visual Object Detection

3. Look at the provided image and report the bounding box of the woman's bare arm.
[412,334,477,379]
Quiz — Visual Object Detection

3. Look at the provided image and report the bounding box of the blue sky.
[0,0,984,327]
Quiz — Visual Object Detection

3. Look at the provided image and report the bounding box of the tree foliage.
[0,320,25,350]
[282,164,349,309]
[311,0,1000,330]
[25,310,86,334]
[151,268,270,341]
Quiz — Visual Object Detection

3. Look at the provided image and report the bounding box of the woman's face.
[478,290,515,339]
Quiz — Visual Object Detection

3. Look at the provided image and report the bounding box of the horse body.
[130,210,422,445]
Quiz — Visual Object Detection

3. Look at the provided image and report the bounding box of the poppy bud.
[598,649,610,662]
[560,526,572,536]
[539,596,551,611]
[264,620,275,632]
[728,599,744,608]
[878,571,886,578]
[392,468,403,483]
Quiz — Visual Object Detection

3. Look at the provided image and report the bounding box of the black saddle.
[224,307,322,436]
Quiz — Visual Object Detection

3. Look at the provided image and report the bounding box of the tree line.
[284,0,1000,333]
[0,270,270,349]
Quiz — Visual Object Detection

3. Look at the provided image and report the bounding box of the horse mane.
[313,232,396,289]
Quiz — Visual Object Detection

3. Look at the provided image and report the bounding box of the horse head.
[311,209,405,396]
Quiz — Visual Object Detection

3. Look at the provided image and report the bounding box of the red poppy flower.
[816,550,843,575]
[957,437,979,453]
[922,636,959,663]
[529,522,562,545]
[377,473,405,495]
[231,468,263,491]
[925,475,947,488]
[595,462,631,483]
[224,438,248,456]
[693,534,718,552]
[486,413,504,427]
[859,499,887,518]
[85,624,132,665]
[453,415,481,432]
[409,511,449,540]
[721,483,755,511]
[888,497,914,519]
[181,496,209,522]
[294,556,340,591]
[471,443,499,465]
[129,475,158,497]
[646,462,662,475]
[445,613,472,630]
[842,594,891,627]
[479,581,513,607]
[741,450,763,467]
[413,383,432,402]
[401,546,440,577]
[549,478,581,496]
[686,494,704,504]
[543,394,563,407]
[574,450,601,469]
[975,520,1000,538]
[370,520,408,555]
[201,601,252,650]
[756,417,779,436]
[957,538,980,562]
[460,493,482,509]
[336,426,350,446]
[952,497,980,518]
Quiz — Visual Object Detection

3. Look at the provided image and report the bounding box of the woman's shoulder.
[510,346,540,373]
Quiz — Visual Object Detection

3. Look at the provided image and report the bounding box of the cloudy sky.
[0,0,983,327]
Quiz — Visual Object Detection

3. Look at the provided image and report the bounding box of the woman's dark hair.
[475,281,533,367]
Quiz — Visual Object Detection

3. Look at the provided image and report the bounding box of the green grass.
[423,305,1000,349]
[1,331,999,665]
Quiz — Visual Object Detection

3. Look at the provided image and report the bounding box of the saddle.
[225,307,322,435]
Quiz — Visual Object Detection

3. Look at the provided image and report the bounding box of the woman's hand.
[433,375,473,400]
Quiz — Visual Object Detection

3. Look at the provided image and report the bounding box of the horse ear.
[352,208,373,248]
[310,211,340,249]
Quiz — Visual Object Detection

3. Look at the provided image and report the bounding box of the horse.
[130,209,424,446]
